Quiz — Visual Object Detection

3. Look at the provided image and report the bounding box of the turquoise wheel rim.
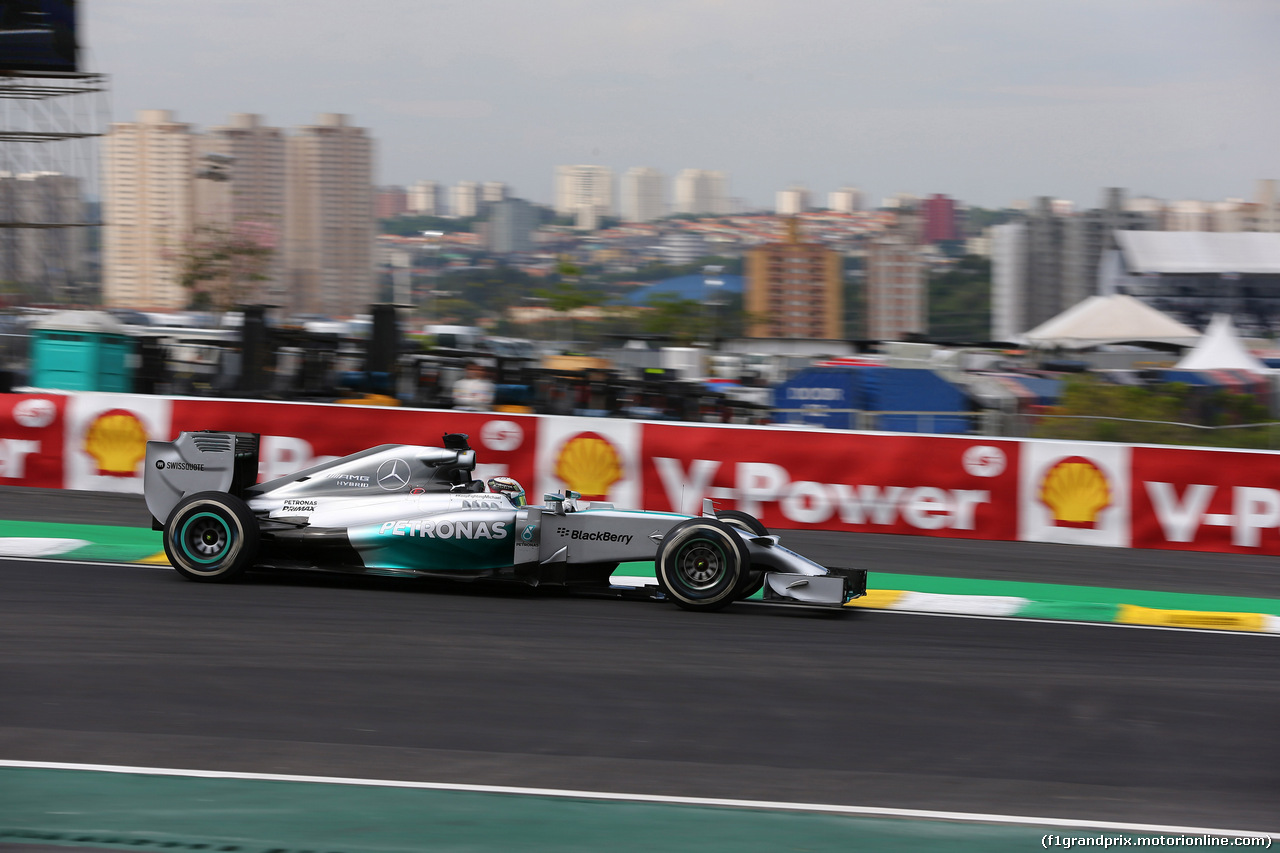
[179,511,233,565]
[672,536,729,593]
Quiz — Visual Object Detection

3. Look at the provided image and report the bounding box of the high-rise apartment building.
[865,233,926,340]
[828,187,864,213]
[745,218,842,339]
[554,165,613,218]
[1062,188,1157,311]
[105,110,374,315]
[197,113,287,306]
[375,186,408,219]
[921,194,960,243]
[102,109,196,309]
[1019,197,1069,336]
[285,113,374,317]
[990,222,1025,342]
[451,181,479,218]
[488,198,537,254]
[1246,179,1279,232]
[775,186,811,216]
[481,181,509,204]
[621,167,665,222]
[197,114,286,225]
[673,169,728,216]
[408,180,443,215]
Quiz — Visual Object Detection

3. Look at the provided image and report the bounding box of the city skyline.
[86,1,1278,211]
[103,110,374,313]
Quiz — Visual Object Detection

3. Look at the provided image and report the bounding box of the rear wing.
[144,431,260,526]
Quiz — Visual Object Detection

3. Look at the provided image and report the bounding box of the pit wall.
[1,390,1278,556]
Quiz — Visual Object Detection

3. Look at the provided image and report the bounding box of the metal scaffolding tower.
[0,69,108,305]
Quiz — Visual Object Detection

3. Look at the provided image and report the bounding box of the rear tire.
[655,518,748,611]
[717,510,768,599]
[164,491,260,583]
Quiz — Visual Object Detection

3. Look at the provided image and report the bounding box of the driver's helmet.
[487,476,526,507]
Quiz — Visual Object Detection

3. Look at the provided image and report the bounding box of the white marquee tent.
[1022,294,1202,350]
[1174,314,1268,372]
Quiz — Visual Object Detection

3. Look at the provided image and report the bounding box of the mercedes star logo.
[377,458,411,491]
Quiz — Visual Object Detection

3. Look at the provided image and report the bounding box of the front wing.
[762,566,867,607]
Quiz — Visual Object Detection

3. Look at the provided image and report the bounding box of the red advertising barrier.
[169,399,539,489]
[9,390,1280,558]
[1132,445,1280,555]
[640,422,1020,540]
[0,392,539,495]
[0,393,66,488]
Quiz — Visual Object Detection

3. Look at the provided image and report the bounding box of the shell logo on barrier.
[554,431,623,500]
[83,408,149,477]
[1039,455,1111,528]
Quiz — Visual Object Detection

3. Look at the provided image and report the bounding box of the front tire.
[655,518,748,611]
[164,491,260,583]
[717,509,768,599]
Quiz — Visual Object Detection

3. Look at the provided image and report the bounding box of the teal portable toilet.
[30,311,135,392]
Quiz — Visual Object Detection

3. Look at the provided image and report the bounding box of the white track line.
[0,555,169,569]
[1,760,1275,839]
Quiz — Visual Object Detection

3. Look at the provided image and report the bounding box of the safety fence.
[771,408,995,434]
[776,407,1280,448]
[4,390,1280,556]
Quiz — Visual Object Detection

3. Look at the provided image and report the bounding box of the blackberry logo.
[560,529,633,545]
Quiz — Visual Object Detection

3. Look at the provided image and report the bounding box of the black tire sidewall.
[716,510,768,598]
[716,509,768,536]
[656,519,748,611]
[164,492,259,583]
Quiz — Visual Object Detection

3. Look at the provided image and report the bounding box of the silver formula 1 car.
[144,431,866,611]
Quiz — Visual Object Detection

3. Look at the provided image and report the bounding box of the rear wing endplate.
[144,431,260,526]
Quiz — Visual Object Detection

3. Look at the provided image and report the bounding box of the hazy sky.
[86,0,1279,210]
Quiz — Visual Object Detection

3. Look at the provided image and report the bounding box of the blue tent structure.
[625,274,744,305]
[772,366,972,433]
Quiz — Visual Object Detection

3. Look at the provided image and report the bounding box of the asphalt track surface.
[1,488,1278,835]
